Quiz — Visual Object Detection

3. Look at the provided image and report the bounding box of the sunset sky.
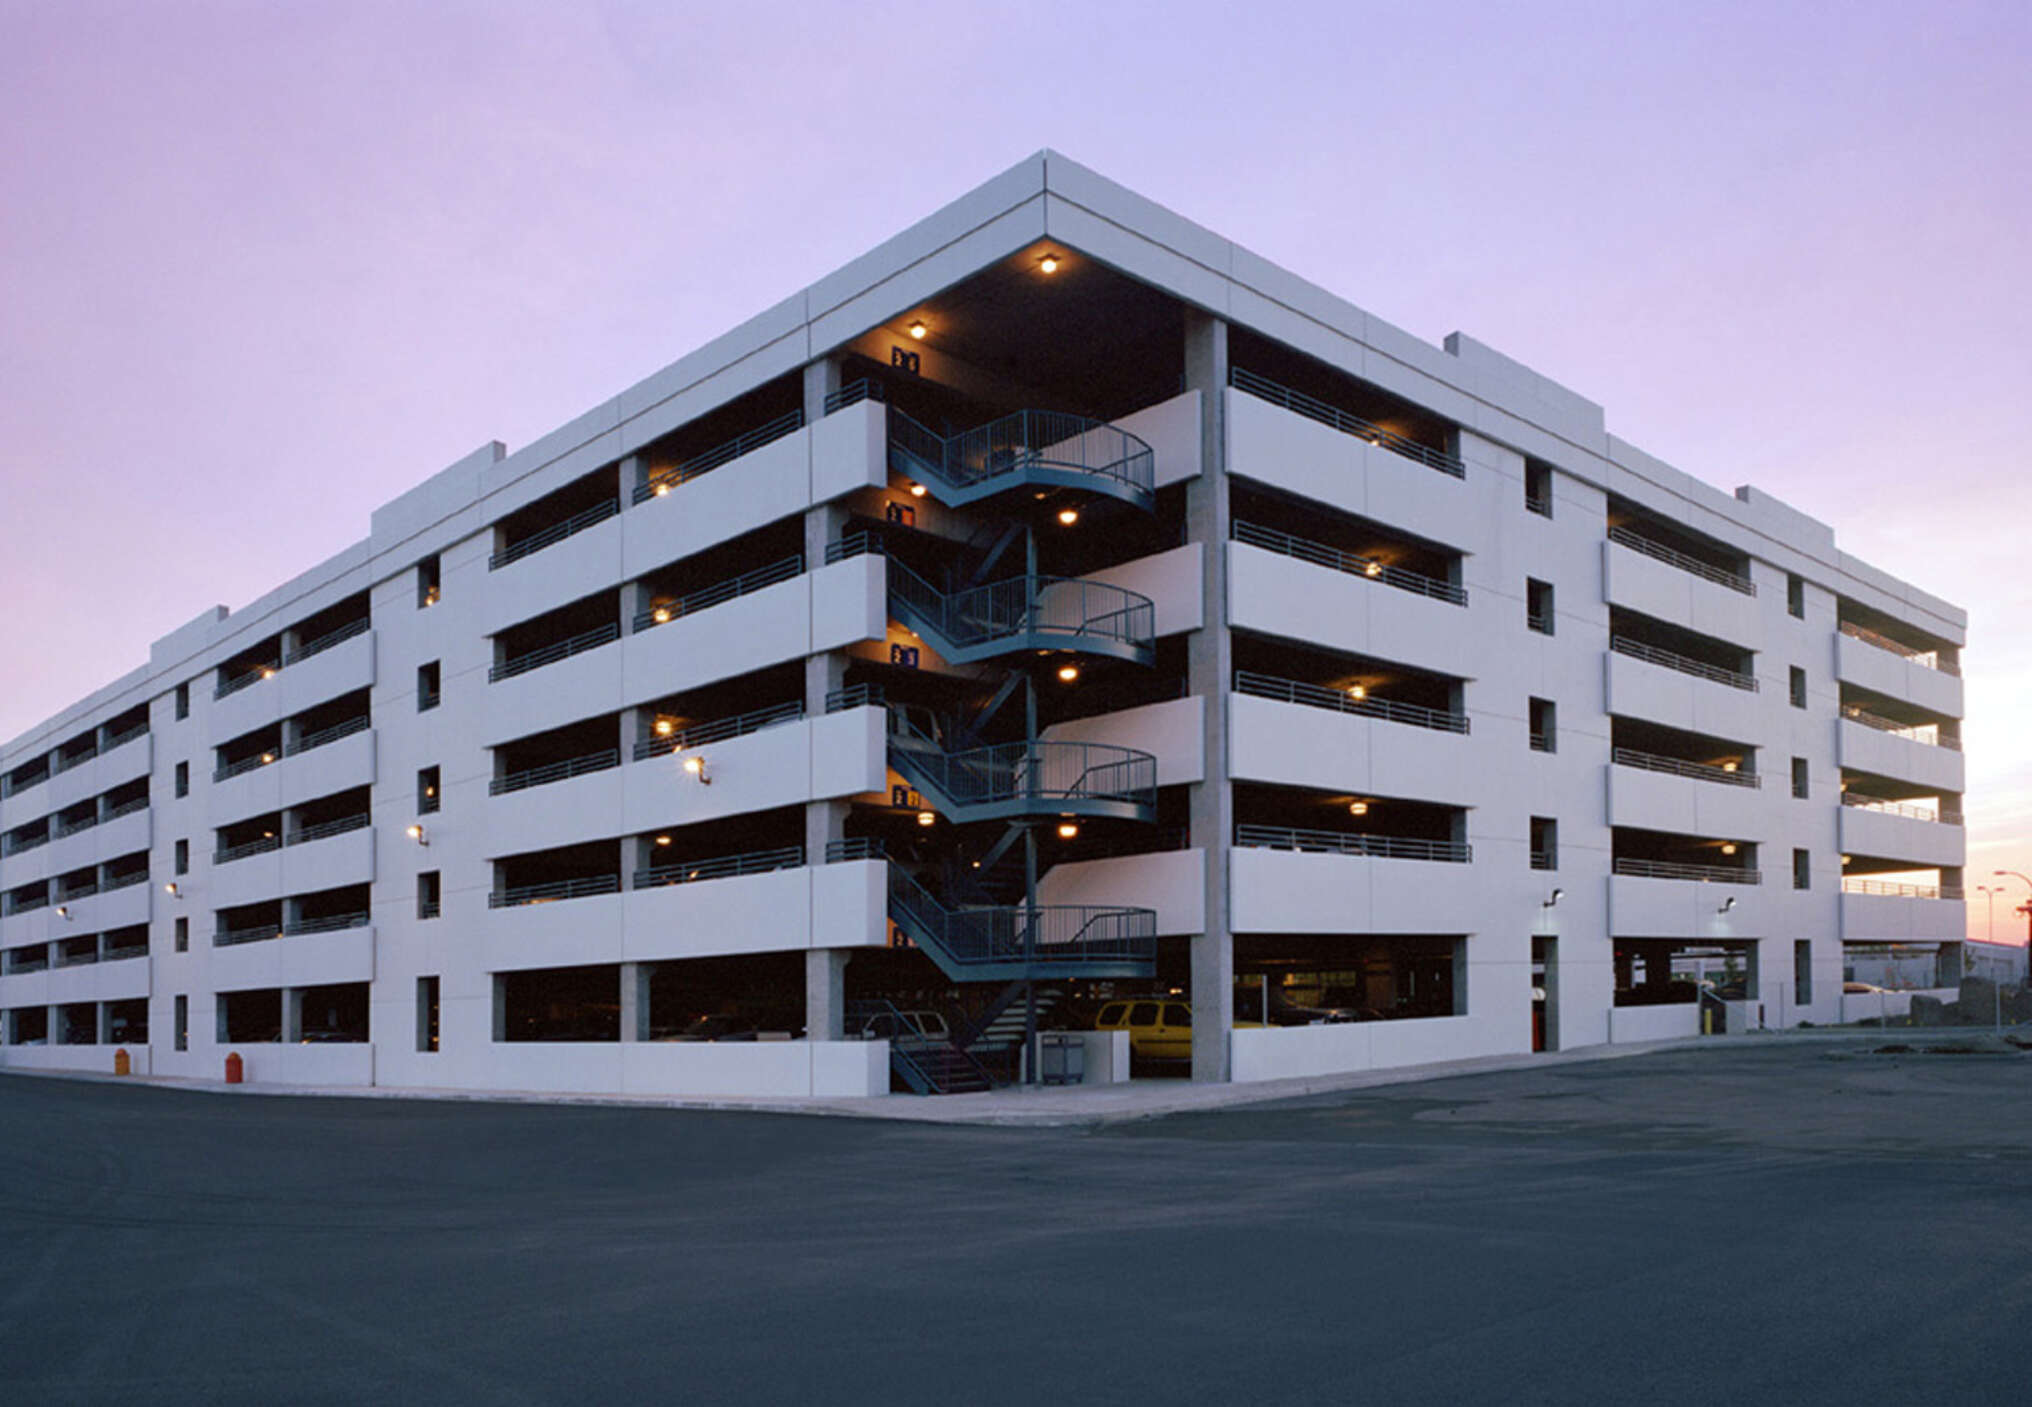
[2,0,2025,940]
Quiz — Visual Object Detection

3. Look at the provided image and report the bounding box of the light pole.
[1976,884,1997,942]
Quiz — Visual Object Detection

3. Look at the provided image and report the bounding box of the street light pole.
[1976,884,1996,942]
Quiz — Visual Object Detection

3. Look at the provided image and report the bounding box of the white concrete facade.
[0,152,1967,1098]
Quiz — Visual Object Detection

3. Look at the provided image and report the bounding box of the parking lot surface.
[2,1043,2027,1405]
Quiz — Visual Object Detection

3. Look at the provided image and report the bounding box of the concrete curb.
[0,1029,1920,1128]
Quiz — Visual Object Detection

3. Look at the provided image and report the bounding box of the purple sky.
[3,0,2027,937]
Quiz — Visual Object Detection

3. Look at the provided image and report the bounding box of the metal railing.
[2,768,50,797]
[101,938,148,962]
[888,866,1157,972]
[1607,525,1756,596]
[888,559,1157,658]
[634,845,805,890]
[214,922,284,947]
[826,837,888,863]
[1526,611,1554,634]
[53,946,98,969]
[214,662,280,700]
[1530,849,1556,871]
[631,555,804,634]
[491,749,621,796]
[1232,670,1469,734]
[489,498,620,571]
[418,899,442,920]
[488,874,622,908]
[50,743,98,775]
[909,560,1156,658]
[888,404,1155,504]
[632,701,803,762]
[490,621,621,683]
[1841,878,1964,900]
[214,751,279,783]
[55,812,100,838]
[889,715,1157,814]
[1840,794,1963,825]
[102,796,149,822]
[633,410,804,504]
[1612,748,1761,789]
[1230,366,1465,477]
[419,686,441,711]
[282,614,371,666]
[1840,706,1959,749]
[824,528,885,564]
[57,879,101,901]
[3,953,48,973]
[1609,635,1758,692]
[286,912,371,936]
[824,379,884,414]
[285,713,371,757]
[1839,620,1958,675]
[101,870,148,893]
[103,721,149,751]
[286,813,371,846]
[2,830,50,855]
[1234,824,1472,863]
[214,834,282,865]
[1529,731,1555,753]
[1612,858,1762,885]
[825,684,886,714]
[5,891,51,915]
[1525,492,1553,518]
[1232,520,1468,605]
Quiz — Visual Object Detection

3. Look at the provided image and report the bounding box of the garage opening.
[496,964,619,1041]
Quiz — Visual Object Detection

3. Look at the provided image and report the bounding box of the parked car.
[853,1010,950,1047]
[1093,999,1265,1061]
[1843,981,1887,995]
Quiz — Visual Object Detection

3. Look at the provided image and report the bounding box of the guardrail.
[632,554,804,634]
[2,830,50,855]
[102,722,150,751]
[1230,366,1465,477]
[633,409,804,504]
[1530,849,1556,871]
[213,750,279,783]
[889,715,1157,813]
[284,713,370,758]
[825,836,888,862]
[634,845,805,890]
[214,922,283,947]
[1612,858,1762,885]
[101,939,148,962]
[825,684,886,714]
[1609,635,1758,692]
[1607,525,1756,596]
[282,614,371,666]
[489,498,621,571]
[1525,492,1553,518]
[633,701,804,762]
[888,866,1157,972]
[1841,878,1964,900]
[3,892,51,915]
[491,749,622,796]
[214,834,282,865]
[1840,706,1959,749]
[888,558,1157,659]
[54,813,100,838]
[888,404,1155,504]
[488,874,623,909]
[1612,747,1760,789]
[1233,670,1469,734]
[102,797,149,822]
[824,379,884,414]
[285,912,371,936]
[824,528,885,564]
[1234,824,1471,863]
[285,813,371,846]
[1840,794,1963,825]
[1232,520,1467,605]
[214,662,280,700]
[101,870,148,893]
[1,768,50,798]
[490,621,622,683]
[1839,620,1958,676]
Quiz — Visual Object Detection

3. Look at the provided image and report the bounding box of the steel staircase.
[887,405,1156,513]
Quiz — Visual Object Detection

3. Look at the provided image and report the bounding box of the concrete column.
[806,949,848,1040]
[803,357,843,426]
[491,977,507,1042]
[281,988,302,1043]
[805,799,848,867]
[619,962,648,1041]
[619,836,643,892]
[48,1004,62,1045]
[1183,310,1234,1083]
[618,707,642,762]
[97,1002,112,1044]
[619,453,645,504]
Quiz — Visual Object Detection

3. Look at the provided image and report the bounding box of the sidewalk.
[1,1028,1910,1128]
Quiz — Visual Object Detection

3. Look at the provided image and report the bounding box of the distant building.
[0,153,1969,1097]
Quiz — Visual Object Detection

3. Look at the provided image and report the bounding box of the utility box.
[1037,1032,1084,1086]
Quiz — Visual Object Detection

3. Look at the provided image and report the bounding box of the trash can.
[1037,1032,1084,1087]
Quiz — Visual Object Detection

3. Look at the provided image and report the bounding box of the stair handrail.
[888,405,1154,501]
[887,710,1157,811]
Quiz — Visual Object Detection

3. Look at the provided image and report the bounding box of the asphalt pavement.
[2,1041,2027,1405]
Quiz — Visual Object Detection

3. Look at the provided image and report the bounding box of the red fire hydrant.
[224,1051,244,1084]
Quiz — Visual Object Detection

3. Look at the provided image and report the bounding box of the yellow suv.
[1094,999,1265,1061]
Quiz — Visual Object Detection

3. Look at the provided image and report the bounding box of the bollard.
[113,1048,131,1076]
[224,1051,244,1084]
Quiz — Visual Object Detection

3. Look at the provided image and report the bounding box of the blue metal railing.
[489,498,621,571]
[488,874,623,909]
[887,558,1156,660]
[1230,366,1465,478]
[825,836,887,862]
[887,404,1155,506]
[1232,520,1468,605]
[887,866,1156,975]
[825,684,886,714]
[888,713,1156,816]
[633,409,805,505]
[824,379,885,414]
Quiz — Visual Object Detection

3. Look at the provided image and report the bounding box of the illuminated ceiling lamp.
[1347,801,1369,817]
[916,810,936,827]
[908,320,927,340]
[1056,507,1080,526]
[1056,663,1080,683]
[1346,684,1368,701]
[1038,252,1061,274]
[909,482,928,497]
[1056,820,1079,840]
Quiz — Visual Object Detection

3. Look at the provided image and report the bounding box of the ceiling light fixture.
[1039,253,1061,274]
[916,810,936,827]
[908,320,927,340]
[1056,821,1079,839]
[1056,664,1080,683]
[1347,801,1369,817]
[909,483,927,498]
[655,834,672,847]
[1057,507,1079,526]
[1347,685,1368,701]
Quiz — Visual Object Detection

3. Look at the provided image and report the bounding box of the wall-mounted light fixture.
[406,824,429,847]
[54,905,71,920]
[163,882,181,899]
[1543,888,1564,909]
[682,754,711,785]
[1719,896,1737,913]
